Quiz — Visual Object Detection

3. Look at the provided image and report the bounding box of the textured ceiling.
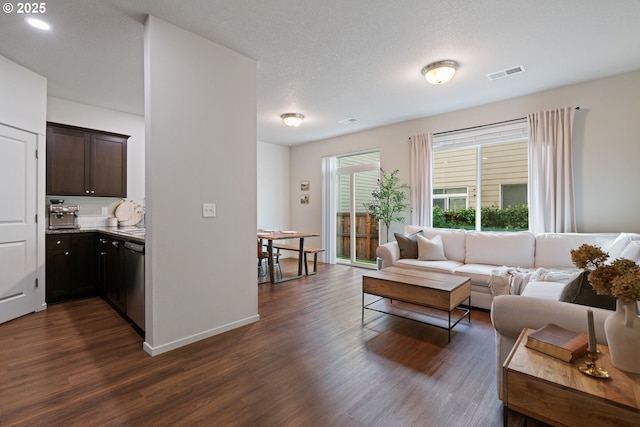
[1,0,640,145]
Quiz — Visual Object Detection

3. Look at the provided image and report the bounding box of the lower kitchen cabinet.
[99,236,127,314]
[47,231,145,335]
[45,234,72,302]
[46,233,98,303]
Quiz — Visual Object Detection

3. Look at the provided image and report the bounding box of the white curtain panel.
[527,107,577,234]
[321,156,337,264]
[410,132,433,227]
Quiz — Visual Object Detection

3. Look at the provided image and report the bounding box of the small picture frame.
[300,180,310,191]
[300,194,310,205]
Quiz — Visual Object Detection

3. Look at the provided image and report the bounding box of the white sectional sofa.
[376,225,638,310]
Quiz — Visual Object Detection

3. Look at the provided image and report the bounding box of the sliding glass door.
[335,152,379,267]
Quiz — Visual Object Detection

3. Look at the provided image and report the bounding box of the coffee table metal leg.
[503,405,508,427]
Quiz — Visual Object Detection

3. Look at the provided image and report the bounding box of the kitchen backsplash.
[45,196,145,216]
[78,215,115,227]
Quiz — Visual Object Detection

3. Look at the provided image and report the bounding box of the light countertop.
[46,226,145,243]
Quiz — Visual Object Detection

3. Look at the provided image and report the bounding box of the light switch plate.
[202,203,216,218]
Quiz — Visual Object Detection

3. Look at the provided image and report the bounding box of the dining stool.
[257,240,282,279]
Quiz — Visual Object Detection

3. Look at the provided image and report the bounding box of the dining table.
[257,231,320,284]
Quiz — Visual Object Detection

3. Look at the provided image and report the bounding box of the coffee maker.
[48,199,80,230]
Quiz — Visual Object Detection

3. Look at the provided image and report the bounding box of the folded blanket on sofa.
[488,267,533,296]
[489,267,580,296]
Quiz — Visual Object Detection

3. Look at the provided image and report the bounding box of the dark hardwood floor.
[1,260,536,426]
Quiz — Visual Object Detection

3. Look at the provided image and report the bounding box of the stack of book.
[526,323,589,362]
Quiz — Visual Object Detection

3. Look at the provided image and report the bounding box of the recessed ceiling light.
[26,18,50,30]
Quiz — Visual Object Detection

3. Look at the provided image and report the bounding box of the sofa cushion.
[394,231,422,259]
[621,240,640,264]
[465,231,535,267]
[405,226,466,262]
[535,233,618,268]
[417,234,447,261]
[453,263,498,286]
[394,259,463,275]
[608,233,640,260]
[521,281,567,300]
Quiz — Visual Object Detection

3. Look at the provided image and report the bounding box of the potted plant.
[363,168,410,243]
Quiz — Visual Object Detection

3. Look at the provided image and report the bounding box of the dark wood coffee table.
[362,267,471,342]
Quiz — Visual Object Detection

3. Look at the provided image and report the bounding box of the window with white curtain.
[432,120,529,231]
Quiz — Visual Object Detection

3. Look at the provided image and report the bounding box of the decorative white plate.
[129,208,144,226]
[115,200,144,225]
[281,231,297,234]
[115,200,135,222]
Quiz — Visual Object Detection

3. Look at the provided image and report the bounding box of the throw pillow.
[394,231,423,259]
[608,233,640,260]
[417,234,447,261]
[558,270,588,303]
[620,241,640,264]
[559,270,616,311]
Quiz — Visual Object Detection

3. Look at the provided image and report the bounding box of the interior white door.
[0,124,37,323]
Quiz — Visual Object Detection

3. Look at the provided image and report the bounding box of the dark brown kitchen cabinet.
[99,236,126,314]
[46,233,98,303]
[45,234,72,302]
[46,122,128,197]
[73,234,99,297]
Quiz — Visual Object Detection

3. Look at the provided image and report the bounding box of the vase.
[604,299,640,373]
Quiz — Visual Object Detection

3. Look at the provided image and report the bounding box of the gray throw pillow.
[394,231,423,259]
[559,270,616,311]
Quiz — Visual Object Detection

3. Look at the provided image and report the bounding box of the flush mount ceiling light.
[26,17,50,30]
[281,113,304,127]
[422,60,458,85]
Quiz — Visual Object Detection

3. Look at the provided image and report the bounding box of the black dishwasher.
[123,241,145,332]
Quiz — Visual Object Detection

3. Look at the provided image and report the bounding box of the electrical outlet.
[202,203,216,218]
[101,207,108,215]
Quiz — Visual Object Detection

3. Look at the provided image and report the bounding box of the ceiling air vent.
[487,65,525,81]
[338,117,360,125]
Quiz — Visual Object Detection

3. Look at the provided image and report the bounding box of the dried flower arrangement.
[570,244,640,302]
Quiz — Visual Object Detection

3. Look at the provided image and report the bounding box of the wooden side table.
[503,328,640,427]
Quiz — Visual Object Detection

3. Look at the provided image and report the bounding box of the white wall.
[144,16,258,355]
[257,141,290,230]
[0,55,47,136]
[46,97,146,213]
[290,70,640,236]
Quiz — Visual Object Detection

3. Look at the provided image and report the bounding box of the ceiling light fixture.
[26,17,50,30]
[422,60,458,85]
[281,113,304,127]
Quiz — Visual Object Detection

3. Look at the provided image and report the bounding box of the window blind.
[433,119,528,151]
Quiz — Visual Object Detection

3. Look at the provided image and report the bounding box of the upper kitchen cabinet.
[46,122,129,197]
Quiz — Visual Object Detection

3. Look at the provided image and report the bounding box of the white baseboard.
[143,314,260,356]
